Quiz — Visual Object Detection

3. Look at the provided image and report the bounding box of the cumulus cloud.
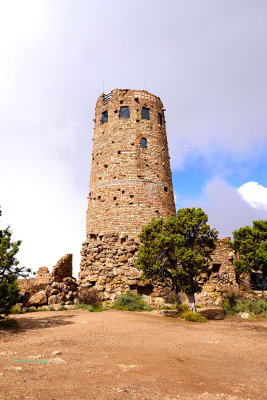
[238,182,267,211]
[179,178,267,237]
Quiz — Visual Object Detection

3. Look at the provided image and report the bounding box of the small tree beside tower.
[136,207,218,312]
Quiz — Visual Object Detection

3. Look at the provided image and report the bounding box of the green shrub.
[74,303,94,311]
[222,297,267,318]
[26,307,37,313]
[176,304,190,313]
[113,291,151,311]
[92,304,103,312]
[162,304,176,310]
[10,305,23,314]
[180,311,207,323]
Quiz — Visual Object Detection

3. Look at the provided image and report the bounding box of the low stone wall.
[79,235,244,306]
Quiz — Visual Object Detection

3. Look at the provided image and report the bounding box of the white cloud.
[238,182,267,211]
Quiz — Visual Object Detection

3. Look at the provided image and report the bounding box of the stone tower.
[86,88,175,237]
[79,89,176,300]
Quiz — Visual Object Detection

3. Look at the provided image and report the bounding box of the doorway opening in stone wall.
[137,284,153,304]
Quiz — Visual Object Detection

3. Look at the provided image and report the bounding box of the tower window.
[212,263,221,273]
[140,138,147,149]
[158,113,163,125]
[141,107,150,120]
[120,106,130,119]
[102,111,108,123]
[164,186,168,192]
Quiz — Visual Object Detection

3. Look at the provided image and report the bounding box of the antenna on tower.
[144,73,147,90]
[103,80,105,94]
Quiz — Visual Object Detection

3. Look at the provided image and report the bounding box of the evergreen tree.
[0,207,30,318]
[136,208,218,312]
[231,220,267,276]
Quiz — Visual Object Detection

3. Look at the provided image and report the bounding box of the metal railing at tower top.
[103,92,112,102]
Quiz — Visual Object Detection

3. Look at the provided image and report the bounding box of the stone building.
[79,89,177,301]
[79,89,239,305]
[85,88,176,237]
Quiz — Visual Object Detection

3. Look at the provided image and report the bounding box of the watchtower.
[79,89,176,297]
[86,88,176,237]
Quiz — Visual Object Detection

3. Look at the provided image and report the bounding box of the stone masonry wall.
[196,237,237,305]
[79,235,238,305]
[86,89,176,237]
[51,253,73,282]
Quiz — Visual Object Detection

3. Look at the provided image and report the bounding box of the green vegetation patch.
[112,291,151,311]
[180,311,207,323]
[222,296,267,318]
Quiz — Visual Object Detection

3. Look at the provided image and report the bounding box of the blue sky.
[0,0,266,276]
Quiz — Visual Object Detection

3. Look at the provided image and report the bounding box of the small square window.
[141,107,150,120]
[140,138,147,149]
[120,106,130,118]
[102,111,108,123]
[212,264,221,273]
[158,113,162,125]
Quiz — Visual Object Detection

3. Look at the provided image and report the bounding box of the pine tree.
[0,207,30,318]
[136,208,218,312]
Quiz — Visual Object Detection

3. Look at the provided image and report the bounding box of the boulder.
[48,295,58,305]
[26,290,47,307]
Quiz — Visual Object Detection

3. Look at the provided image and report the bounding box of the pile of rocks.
[46,277,78,306]
[25,277,79,308]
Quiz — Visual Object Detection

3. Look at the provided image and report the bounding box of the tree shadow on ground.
[0,312,77,334]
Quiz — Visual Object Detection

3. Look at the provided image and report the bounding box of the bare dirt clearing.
[0,309,266,400]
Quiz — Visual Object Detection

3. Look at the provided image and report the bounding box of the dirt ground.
[0,309,266,400]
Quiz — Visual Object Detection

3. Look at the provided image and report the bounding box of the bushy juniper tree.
[136,208,218,312]
[0,207,30,318]
[231,220,267,277]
